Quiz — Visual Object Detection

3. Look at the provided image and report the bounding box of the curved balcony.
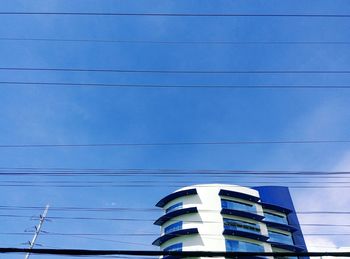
[221,208,264,222]
[154,207,198,226]
[152,228,198,246]
[260,202,292,214]
[269,242,305,252]
[156,188,197,208]
[264,221,298,233]
[219,189,260,203]
[223,229,269,242]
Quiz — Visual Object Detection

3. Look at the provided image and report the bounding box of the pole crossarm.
[24,205,49,259]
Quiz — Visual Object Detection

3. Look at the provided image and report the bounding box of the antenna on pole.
[24,204,49,259]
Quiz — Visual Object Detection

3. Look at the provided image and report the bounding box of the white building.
[153,184,308,258]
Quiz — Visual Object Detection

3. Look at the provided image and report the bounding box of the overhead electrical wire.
[0,205,349,215]
[0,172,348,179]
[1,11,350,18]
[38,232,350,237]
[1,213,349,228]
[1,37,350,45]
[0,139,349,148]
[0,180,349,185]
[53,234,152,247]
[2,167,350,176]
[3,214,350,226]
[2,66,350,74]
[0,175,349,180]
[2,81,350,89]
[5,175,347,179]
[0,183,349,188]
[0,179,346,183]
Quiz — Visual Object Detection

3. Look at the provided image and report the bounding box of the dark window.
[166,202,183,214]
[268,230,294,245]
[164,221,182,234]
[221,199,256,213]
[264,211,288,225]
[223,218,260,234]
[225,239,264,252]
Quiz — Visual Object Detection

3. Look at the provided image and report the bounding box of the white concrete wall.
[158,184,274,258]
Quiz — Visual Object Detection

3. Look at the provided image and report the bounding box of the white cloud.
[293,151,350,255]
[262,101,350,255]
[305,235,350,258]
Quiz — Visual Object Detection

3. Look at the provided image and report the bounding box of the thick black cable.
[2,81,350,89]
[1,12,350,18]
[0,248,349,257]
[2,67,350,74]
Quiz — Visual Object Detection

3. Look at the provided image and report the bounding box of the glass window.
[268,230,294,245]
[221,199,256,213]
[164,243,182,251]
[223,218,260,234]
[264,211,288,225]
[226,239,264,252]
[166,202,183,214]
[164,221,182,234]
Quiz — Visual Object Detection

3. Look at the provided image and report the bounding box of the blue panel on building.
[253,186,308,258]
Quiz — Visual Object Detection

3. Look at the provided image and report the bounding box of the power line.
[2,37,350,45]
[2,81,350,89]
[1,205,350,215]
[1,180,350,185]
[54,234,151,247]
[1,12,350,18]
[0,248,349,257]
[1,167,350,175]
[42,232,350,237]
[0,174,348,179]
[1,213,350,228]
[0,183,349,189]
[0,139,350,148]
[2,67,350,74]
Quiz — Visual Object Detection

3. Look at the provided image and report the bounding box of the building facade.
[153,184,308,258]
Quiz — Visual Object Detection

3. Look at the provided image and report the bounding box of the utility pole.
[24,204,49,259]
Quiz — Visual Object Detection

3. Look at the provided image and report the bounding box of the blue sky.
[1,0,350,258]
